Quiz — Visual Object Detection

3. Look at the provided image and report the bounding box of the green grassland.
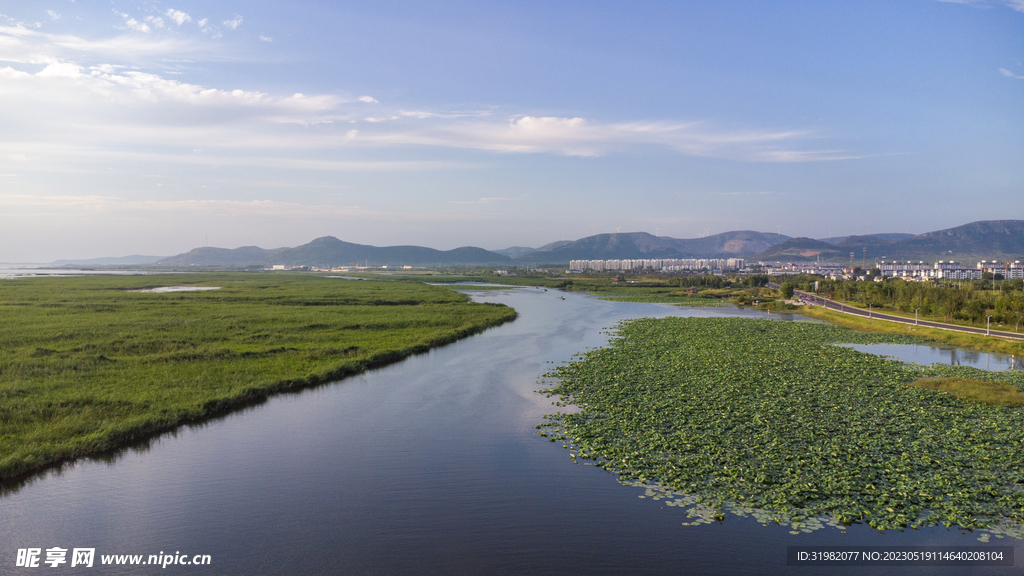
[0,273,515,480]
[540,317,1024,536]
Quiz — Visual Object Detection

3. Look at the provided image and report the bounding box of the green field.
[0,273,515,480]
[540,317,1024,537]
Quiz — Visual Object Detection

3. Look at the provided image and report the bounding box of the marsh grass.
[911,377,1024,408]
[0,272,515,479]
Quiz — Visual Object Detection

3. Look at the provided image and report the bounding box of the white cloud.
[47,10,60,20]
[124,18,149,33]
[358,95,379,103]
[0,66,31,80]
[144,16,165,29]
[197,18,208,27]
[37,61,82,77]
[259,34,272,42]
[999,67,1024,79]
[165,9,191,26]
[113,11,151,33]
[223,15,242,30]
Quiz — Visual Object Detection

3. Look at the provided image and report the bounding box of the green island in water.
[539,317,1024,540]
[0,273,515,480]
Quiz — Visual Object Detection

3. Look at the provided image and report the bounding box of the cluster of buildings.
[876,260,1024,281]
[762,263,847,278]
[761,260,1024,281]
[569,258,745,272]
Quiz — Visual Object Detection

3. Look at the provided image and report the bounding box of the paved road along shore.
[765,283,1024,342]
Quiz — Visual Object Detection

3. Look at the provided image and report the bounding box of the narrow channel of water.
[1,289,1018,575]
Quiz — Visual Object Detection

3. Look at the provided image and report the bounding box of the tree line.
[782,276,1024,331]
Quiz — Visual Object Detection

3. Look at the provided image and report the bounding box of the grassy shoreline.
[0,273,516,481]
[799,305,1024,356]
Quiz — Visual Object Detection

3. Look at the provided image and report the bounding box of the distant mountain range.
[154,236,513,267]
[53,219,1024,268]
[509,230,788,262]
[749,220,1024,263]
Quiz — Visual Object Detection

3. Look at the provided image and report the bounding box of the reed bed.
[0,273,515,479]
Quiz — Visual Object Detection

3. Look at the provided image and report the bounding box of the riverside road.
[766,283,1024,342]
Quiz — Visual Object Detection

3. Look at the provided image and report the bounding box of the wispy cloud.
[0,18,854,175]
[0,194,499,222]
[47,10,60,20]
[358,116,855,162]
[999,67,1024,79]
[223,15,242,30]
[259,34,272,42]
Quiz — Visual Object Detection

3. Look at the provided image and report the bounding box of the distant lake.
[1,290,1018,575]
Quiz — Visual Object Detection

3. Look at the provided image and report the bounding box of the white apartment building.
[569,258,745,272]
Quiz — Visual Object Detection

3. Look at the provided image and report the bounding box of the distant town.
[566,258,1024,282]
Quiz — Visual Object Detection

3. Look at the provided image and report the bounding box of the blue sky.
[0,0,1021,261]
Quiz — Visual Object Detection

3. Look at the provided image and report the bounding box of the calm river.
[1,288,1019,574]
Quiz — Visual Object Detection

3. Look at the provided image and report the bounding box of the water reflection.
[838,343,1022,371]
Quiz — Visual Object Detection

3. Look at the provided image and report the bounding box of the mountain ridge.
[750,220,1024,262]
[156,237,512,267]
[67,219,1024,268]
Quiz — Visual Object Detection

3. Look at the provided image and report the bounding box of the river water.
[838,343,1023,371]
[0,288,1019,575]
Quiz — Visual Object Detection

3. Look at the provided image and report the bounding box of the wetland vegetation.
[540,317,1024,537]
[0,273,515,479]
